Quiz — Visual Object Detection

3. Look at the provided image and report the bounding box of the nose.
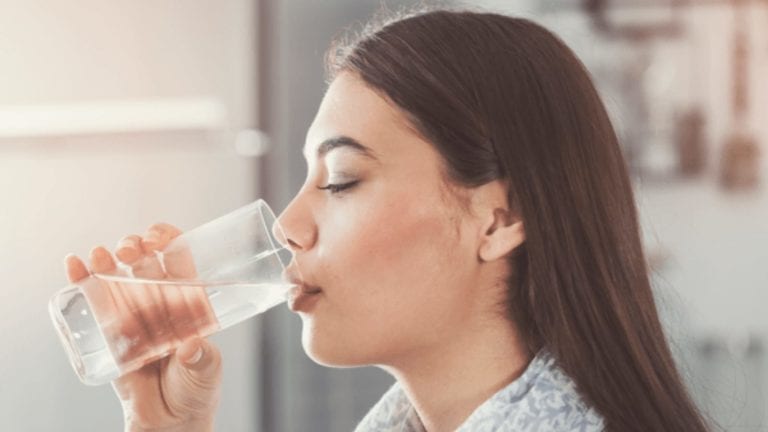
[272,194,316,253]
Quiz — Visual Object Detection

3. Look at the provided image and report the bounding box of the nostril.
[271,221,288,246]
[271,220,302,251]
[287,238,302,250]
[272,201,315,252]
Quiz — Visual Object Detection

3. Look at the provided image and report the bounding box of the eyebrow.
[305,136,379,161]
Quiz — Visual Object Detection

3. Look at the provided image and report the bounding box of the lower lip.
[288,291,322,312]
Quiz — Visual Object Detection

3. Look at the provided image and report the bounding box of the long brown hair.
[326,8,713,432]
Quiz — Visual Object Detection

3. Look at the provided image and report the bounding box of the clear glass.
[48,199,296,385]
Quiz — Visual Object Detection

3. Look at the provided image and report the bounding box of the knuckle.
[147,222,167,233]
[117,234,141,245]
[153,222,183,237]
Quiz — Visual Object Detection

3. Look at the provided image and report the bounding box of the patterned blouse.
[354,348,605,431]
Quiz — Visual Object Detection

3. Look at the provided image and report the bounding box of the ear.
[471,181,525,262]
[478,208,525,262]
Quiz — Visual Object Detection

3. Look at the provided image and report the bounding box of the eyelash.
[316,180,359,194]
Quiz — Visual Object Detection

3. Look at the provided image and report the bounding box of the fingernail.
[89,246,107,259]
[117,237,137,250]
[147,229,162,241]
[116,239,140,263]
[185,346,204,366]
[63,254,77,270]
[116,248,140,263]
[143,231,161,247]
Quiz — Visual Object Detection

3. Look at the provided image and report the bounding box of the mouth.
[283,266,323,312]
[300,284,322,295]
[287,284,323,312]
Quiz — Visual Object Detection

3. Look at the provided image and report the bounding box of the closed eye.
[316,180,359,194]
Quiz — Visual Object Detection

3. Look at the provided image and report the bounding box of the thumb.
[177,338,217,372]
[164,338,222,416]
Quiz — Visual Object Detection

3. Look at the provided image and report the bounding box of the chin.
[300,323,377,368]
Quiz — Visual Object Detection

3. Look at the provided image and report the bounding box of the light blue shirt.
[354,348,605,431]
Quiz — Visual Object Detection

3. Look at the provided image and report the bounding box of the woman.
[64,8,712,432]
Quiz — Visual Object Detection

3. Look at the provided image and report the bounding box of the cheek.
[327,193,458,286]
[305,193,470,365]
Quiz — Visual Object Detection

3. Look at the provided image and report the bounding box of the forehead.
[303,72,422,160]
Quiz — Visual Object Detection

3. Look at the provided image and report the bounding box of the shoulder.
[355,348,605,432]
[458,348,605,432]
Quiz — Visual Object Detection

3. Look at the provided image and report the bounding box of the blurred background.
[0,0,766,430]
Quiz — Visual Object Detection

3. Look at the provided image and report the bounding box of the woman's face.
[277,72,486,367]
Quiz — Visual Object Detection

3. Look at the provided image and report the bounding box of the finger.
[89,246,117,274]
[116,234,165,280]
[140,222,196,279]
[115,233,164,280]
[115,235,143,264]
[158,234,214,341]
[116,224,177,281]
[125,229,179,354]
[64,254,89,283]
[163,243,197,279]
[164,338,222,416]
[141,222,183,253]
[78,247,130,364]
[124,229,195,356]
[176,338,216,371]
[90,246,155,364]
[140,224,212,346]
[89,246,127,320]
[142,224,218,340]
[114,235,170,357]
[138,223,216,365]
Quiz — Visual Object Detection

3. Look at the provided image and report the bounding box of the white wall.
[0,1,262,431]
[0,0,257,126]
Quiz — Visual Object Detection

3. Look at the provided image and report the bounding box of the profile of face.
[276,72,524,368]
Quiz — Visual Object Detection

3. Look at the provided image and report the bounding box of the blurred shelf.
[0,98,227,139]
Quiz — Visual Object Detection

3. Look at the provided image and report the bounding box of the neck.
[384,314,533,432]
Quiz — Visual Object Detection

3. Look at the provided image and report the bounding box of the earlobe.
[479,212,525,262]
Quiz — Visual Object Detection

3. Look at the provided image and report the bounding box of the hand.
[64,223,223,432]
